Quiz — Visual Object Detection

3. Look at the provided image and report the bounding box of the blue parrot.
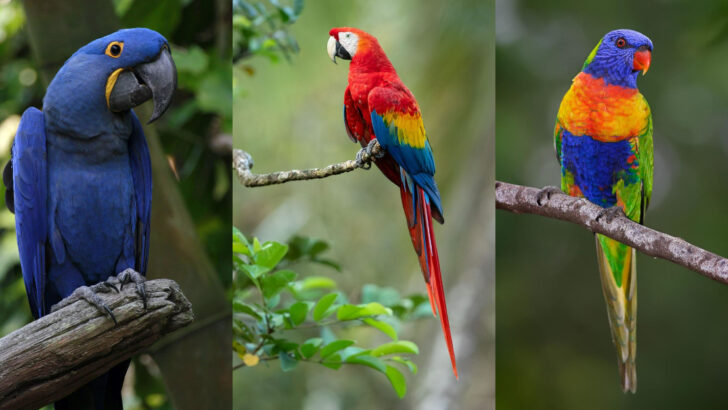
[3,28,176,409]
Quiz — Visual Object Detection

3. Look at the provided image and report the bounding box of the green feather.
[582,39,603,71]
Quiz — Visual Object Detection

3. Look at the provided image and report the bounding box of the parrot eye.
[105,41,124,58]
[615,38,627,48]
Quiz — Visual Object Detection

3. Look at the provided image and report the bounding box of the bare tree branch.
[496,181,728,285]
[233,140,384,187]
[0,279,193,410]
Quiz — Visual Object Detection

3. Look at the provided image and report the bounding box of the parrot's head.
[327,27,393,73]
[582,29,652,88]
[44,28,177,133]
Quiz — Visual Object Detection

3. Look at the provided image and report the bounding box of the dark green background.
[497,0,728,408]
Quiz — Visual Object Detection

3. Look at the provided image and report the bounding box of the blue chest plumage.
[560,129,639,207]
[46,129,136,285]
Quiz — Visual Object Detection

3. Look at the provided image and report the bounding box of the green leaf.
[255,241,289,269]
[196,68,233,117]
[272,338,299,353]
[385,365,407,398]
[391,356,418,374]
[288,302,309,326]
[320,340,355,359]
[362,284,401,306]
[371,341,419,357]
[345,354,387,373]
[279,352,298,372]
[241,264,269,280]
[337,302,392,321]
[300,338,322,359]
[260,270,297,299]
[232,300,262,320]
[232,227,250,255]
[171,45,209,75]
[297,276,336,291]
[320,354,342,370]
[293,0,305,15]
[266,293,281,309]
[362,318,397,340]
[313,293,338,321]
[232,341,246,357]
[232,242,248,255]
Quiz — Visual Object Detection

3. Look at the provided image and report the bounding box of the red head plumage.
[328,27,395,74]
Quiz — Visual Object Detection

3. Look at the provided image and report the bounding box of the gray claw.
[536,186,562,206]
[118,268,147,309]
[52,285,118,325]
[596,206,625,223]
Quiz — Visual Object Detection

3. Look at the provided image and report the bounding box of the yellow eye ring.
[105,41,124,58]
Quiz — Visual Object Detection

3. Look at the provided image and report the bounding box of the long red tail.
[399,178,457,378]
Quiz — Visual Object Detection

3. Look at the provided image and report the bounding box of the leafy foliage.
[233,228,430,398]
[233,0,304,64]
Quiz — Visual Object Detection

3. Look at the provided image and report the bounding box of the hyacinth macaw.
[554,29,653,392]
[327,27,457,377]
[3,28,176,409]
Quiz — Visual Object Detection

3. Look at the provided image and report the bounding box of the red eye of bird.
[616,38,627,48]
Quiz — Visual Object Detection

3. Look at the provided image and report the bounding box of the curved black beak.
[108,46,177,123]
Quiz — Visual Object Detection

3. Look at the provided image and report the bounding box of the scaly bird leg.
[356,139,384,169]
[117,268,147,309]
[536,185,563,206]
[50,283,118,325]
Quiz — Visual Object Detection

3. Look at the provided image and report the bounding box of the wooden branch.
[233,140,384,187]
[496,181,728,285]
[0,279,194,410]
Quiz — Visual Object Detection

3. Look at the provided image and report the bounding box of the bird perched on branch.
[3,28,176,409]
[327,27,457,377]
[554,29,653,392]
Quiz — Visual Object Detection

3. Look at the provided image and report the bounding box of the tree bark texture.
[0,279,193,410]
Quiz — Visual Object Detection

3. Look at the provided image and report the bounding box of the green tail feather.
[595,234,637,393]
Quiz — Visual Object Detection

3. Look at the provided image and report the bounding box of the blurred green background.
[496,0,728,408]
[234,0,494,409]
[0,0,231,408]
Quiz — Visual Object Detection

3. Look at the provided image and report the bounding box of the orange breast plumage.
[557,72,650,142]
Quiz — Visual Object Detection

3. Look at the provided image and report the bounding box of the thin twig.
[233,140,384,187]
[495,181,728,285]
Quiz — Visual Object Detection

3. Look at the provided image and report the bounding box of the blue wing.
[370,109,443,220]
[128,112,152,276]
[7,108,48,318]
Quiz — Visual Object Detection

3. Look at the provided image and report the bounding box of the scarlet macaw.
[327,27,456,377]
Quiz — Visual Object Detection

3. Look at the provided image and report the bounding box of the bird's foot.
[51,284,118,325]
[596,206,626,224]
[355,148,371,169]
[536,186,562,206]
[117,268,147,309]
[356,139,383,169]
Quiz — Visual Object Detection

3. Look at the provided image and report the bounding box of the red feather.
[334,27,457,377]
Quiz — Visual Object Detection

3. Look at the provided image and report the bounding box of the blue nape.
[560,129,639,207]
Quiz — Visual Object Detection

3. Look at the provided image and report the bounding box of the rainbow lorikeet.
[3,28,176,408]
[327,27,457,377]
[554,29,653,392]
